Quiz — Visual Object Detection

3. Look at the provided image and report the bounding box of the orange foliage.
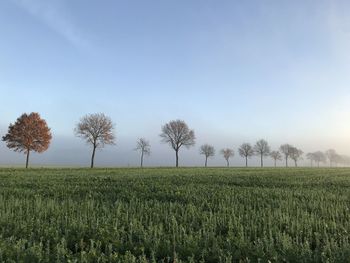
[2,112,52,154]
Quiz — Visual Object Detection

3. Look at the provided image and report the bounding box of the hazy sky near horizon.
[1,0,350,167]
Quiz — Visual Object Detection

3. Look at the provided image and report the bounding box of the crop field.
[0,168,350,262]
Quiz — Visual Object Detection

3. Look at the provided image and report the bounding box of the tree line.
[1,112,349,168]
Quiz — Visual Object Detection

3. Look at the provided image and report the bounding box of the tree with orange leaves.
[2,112,52,168]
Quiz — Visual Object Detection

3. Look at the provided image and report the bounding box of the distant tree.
[238,143,254,167]
[325,149,338,167]
[339,155,350,167]
[75,113,115,168]
[334,154,343,167]
[160,119,195,167]
[2,112,52,168]
[290,147,303,167]
[134,138,151,167]
[279,144,293,167]
[270,151,282,167]
[200,144,215,167]
[306,152,315,167]
[313,151,326,167]
[221,148,234,167]
[254,139,270,167]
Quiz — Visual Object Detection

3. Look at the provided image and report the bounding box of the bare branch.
[134,138,151,167]
[254,139,270,167]
[160,120,195,167]
[200,144,215,158]
[75,113,115,168]
[220,148,234,167]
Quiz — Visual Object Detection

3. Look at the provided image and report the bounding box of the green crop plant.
[0,168,349,262]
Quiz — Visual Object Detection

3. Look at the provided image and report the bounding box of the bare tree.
[221,148,234,167]
[238,143,254,167]
[280,144,293,167]
[160,120,195,167]
[313,151,326,167]
[339,155,350,167]
[325,149,338,167]
[200,144,215,167]
[254,139,270,167]
[334,154,342,167]
[306,153,315,167]
[270,151,282,167]
[134,138,151,167]
[75,113,115,168]
[2,113,52,168]
[290,147,303,167]
[308,150,345,168]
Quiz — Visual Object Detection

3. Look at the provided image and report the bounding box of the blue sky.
[1,0,350,167]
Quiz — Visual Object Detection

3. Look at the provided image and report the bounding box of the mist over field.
[0,120,349,167]
[1,0,350,167]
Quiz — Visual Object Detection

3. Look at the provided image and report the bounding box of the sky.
[1,0,350,167]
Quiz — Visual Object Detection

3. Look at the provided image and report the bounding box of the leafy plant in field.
[0,168,349,262]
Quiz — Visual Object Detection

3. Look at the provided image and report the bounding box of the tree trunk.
[205,156,208,167]
[274,159,276,167]
[140,151,144,168]
[226,159,229,167]
[260,154,263,167]
[294,160,297,167]
[285,157,288,167]
[25,150,30,169]
[175,150,179,168]
[245,156,248,167]
[91,145,96,168]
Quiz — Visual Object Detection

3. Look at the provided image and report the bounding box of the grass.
[0,167,349,262]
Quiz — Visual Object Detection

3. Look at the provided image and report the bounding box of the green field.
[0,168,350,262]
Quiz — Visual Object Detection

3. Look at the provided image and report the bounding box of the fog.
[1,0,350,167]
[1,121,349,168]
